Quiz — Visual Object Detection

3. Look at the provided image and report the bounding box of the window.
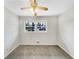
[25,22,35,31]
[25,21,47,32]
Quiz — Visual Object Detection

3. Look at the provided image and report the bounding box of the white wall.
[4,6,74,58]
[58,7,74,57]
[4,8,19,57]
[19,16,58,45]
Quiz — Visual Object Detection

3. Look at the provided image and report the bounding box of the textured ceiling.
[5,0,74,16]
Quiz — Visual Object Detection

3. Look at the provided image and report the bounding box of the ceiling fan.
[21,0,48,16]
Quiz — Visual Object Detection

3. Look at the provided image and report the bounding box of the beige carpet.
[5,45,73,59]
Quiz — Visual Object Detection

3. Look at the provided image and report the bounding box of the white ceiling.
[5,0,74,16]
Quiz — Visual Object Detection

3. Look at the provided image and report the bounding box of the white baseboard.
[58,45,74,58]
[19,43,57,45]
[4,43,19,58]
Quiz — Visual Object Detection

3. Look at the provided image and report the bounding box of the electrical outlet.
[36,41,40,44]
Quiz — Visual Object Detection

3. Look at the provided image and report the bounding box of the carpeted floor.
[5,45,73,59]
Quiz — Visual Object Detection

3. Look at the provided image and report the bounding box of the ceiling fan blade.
[21,7,31,10]
[37,6,48,11]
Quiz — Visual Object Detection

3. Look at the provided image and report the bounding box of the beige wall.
[19,16,58,45]
[58,7,74,58]
[4,8,19,57]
